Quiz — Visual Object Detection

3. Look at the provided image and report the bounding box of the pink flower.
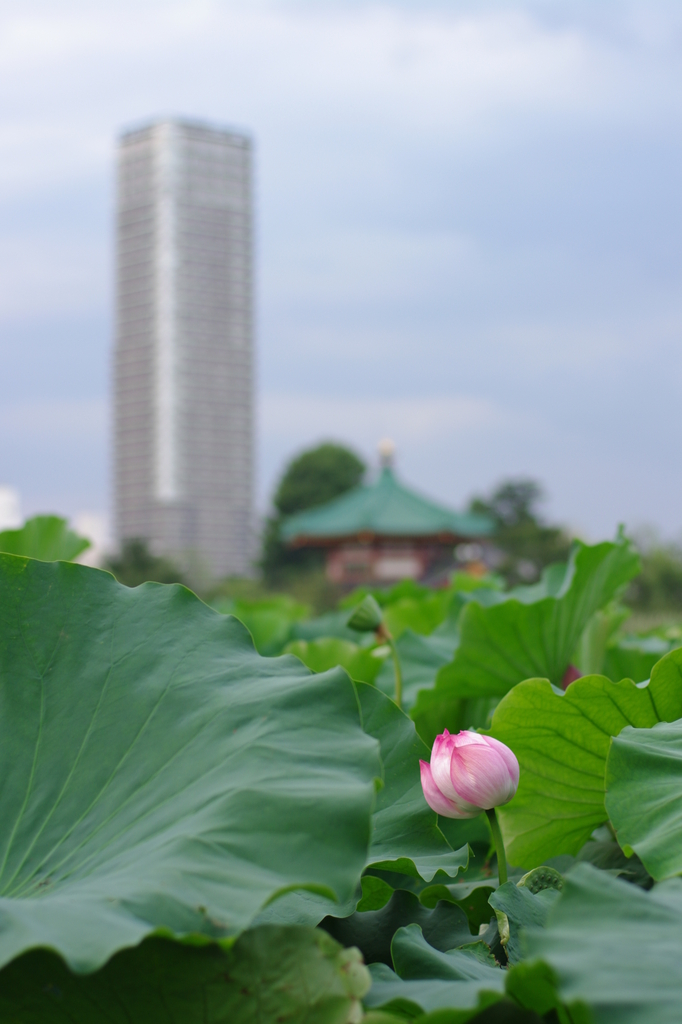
[419,729,519,819]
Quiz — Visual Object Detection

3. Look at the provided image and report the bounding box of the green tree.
[106,538,186,588]
[261,442,365,585]
[626,537,682,612]
[469,478,571,586]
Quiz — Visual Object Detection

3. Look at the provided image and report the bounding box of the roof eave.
[286,529,492,549]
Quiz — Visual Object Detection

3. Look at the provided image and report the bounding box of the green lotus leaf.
[367,922,585,1023]
[0,925,370,1024]
[0,515,90,562]
[488,881,561,966]
[357,875,395,912]
[364,963,506,1020]
[603,634,675,684]
[413,539,640,734]
[505,960,587,1024]
[391,924,500,980]
[0,555,381,973]
[525,863,682,1024]
[256,681,467,930]
[363,924,505,1016]
[323,889,472,967]
[382,593,452,640]
[577,830,652,887]
[488,647,682,867]
[355,682,468,882]
[285,637,386,684]
[215,594,311,655]
[606,719,682,880]
[290,610,367,645]
[375,629,457,710]
[418,882,496,934]
[364,927,580,1023]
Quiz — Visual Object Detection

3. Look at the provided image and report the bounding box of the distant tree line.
[103,442,682,617]
[625,536,682,611]
[106,539,186,588]
[260,442,366,586]
[467,478,572,587]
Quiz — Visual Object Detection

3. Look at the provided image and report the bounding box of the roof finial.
[378,437,395,469]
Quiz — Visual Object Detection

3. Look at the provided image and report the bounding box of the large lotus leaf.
[355,682,467,882]
[364,966,503,1018]
[419,881,496,935]
[391,924,500,980]
[364,932,571,1023]
[412,694,501,748]
[363,971,510,1022]
[525,863,682,1024]
[375,629,457,710]
[290,610,368,645]
[488,882,561,966]
[606,719,682,880]
[358,1014,408,1024]
[603,634,675,685]
[383,594,451,640]
[217,594,311,655]
[505,960,590,1024]
[576,831,652,887]
[413,540,640,730]
[285,637,386,684]
[339,580,431,610]
[363,924,505,1016]
[356,875,395,911]
[0,925,370,1023]
[322,889,473,967]
[0,515,90,562]
[0,555,381,972]
[488,648,682,867]
[251,678,469,930]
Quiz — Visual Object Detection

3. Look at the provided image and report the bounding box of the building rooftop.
[281,465,494,545]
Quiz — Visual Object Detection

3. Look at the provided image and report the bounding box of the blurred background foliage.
[0,515,91,562]
[105,538,187,588]
[259,441,366,595]
[625,531,682,620]
[4,443,682,658]
[467,478,572,587]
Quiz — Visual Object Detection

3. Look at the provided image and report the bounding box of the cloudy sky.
[1,0,681,543]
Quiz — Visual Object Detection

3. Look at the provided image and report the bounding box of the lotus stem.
[486,807,508,886]
[376,622,403,710]
[387,637,403,710]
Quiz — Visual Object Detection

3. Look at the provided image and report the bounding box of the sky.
[1,0,681,546]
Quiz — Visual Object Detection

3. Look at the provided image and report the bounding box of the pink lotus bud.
[419,729,519,819]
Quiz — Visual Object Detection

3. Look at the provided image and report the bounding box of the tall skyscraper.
[114,118,253,577]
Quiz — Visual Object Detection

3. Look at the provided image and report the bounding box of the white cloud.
[0,0,680,538]
[257,390,535,508]
[74,510,111,566]
[0,1,673,201]
[261,390,509,444]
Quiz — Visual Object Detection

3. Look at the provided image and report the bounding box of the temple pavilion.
[280,442,493,586]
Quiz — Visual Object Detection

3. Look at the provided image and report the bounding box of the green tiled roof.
[281,467,494,543]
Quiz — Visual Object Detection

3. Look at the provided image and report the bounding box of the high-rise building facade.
[114,118,253,577]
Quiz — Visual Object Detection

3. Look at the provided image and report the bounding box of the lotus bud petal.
[419,760,480,819]
[420,729,519,818]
